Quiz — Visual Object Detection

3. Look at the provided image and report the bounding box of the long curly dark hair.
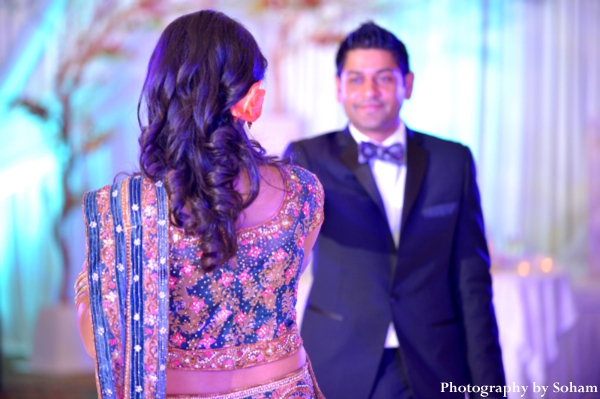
[138,10,281,272]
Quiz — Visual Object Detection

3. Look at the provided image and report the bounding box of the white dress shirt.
[348,122,407,348]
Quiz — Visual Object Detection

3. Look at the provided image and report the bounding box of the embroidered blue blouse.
[167,165,324,370]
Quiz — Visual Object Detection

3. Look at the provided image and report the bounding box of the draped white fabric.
[0,0,599,362]
[477,0,599,276]
[0,110,63,355]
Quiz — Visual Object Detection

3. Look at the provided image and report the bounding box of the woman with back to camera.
[74,10,325,399]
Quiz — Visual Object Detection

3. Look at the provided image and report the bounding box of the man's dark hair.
[335,21,410,77]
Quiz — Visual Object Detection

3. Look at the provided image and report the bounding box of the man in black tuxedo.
[286,22,505,398]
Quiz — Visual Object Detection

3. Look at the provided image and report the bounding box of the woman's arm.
[74,265,96,358]
[76,297,96,358]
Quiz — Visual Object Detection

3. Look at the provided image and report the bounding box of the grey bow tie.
[358,142,405,164]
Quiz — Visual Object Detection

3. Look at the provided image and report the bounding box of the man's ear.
[335,75,342,102]
[404,72,414,100]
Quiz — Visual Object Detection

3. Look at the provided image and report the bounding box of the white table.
[492,270,578,397]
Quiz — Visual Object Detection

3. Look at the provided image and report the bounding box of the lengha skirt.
[166,359,325,399]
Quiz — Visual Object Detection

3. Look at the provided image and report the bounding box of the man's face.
[337,48,414,142]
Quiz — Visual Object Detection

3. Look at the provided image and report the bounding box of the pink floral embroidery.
[248,246,262,258]
[285,267,296,283]
[302,202,310,217]
[145,314,157,326]
[256,324,270,339]
[181,261,194,276]
[199,334,216,347]
[273,248,287,262]
[219,272,234,287]
[169,276,178,289]
[238,270,251,284]
[190,298,205,313]
[235,312,247,325]
[277,323,288,335]
[171,332,186,346]
[144,244,157,261]
[261,285,274,298]
[215,308,232,322]
[298,234,306,248]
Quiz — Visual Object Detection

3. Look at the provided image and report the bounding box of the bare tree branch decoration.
[14,0,212,304]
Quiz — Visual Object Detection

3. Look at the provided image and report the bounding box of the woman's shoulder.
[283,164,322,189]
[281,164,324,230]
[281,164,324,208]
[83,175,162,203]
[82,175,167,231]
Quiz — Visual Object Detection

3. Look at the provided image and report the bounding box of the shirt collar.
[348,121,406,147]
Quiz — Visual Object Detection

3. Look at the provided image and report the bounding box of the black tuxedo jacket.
[286,128,505,399]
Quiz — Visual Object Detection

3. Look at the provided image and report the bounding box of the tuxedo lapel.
[336,129,387,221]
[401,129,428,230]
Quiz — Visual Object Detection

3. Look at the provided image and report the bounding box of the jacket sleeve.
[284,141,312,171]
[454,147,506,391]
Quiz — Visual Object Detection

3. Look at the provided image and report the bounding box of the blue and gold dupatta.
[82,176,169,399]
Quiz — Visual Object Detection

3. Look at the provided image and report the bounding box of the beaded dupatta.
[83,176,170,399]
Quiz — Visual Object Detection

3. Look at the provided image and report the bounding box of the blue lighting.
[0,0,68,120]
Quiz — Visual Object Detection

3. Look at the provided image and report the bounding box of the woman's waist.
[166,346,307,395]
[167,324,302,371]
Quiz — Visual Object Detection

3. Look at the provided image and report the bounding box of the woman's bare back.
[235,165,286,230]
